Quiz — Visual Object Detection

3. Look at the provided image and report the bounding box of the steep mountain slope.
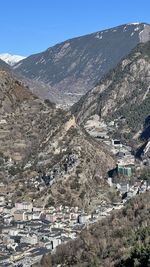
[0,66,57,164]
[14,23,150,105]
[0,53,26,66]
[0,68,35,114]
[35,118,115,209]
[17,74,62,105]
[72,41,150,149]
[0,67,115,209]
[0,58,10,70]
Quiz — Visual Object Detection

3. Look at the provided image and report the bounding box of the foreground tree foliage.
[33,192,150,267]
[116,242,150,267]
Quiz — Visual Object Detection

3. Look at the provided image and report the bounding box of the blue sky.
[0,0,150,56]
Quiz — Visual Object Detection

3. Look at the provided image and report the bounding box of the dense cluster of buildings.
[0,171,149,267]
[0,117,149,266]
[0,154,82,266]
[0,200,84,267]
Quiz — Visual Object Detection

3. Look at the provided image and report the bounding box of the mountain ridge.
[13,22,150,106]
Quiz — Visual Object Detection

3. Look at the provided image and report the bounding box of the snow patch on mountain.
[0,53,26,66]
[128,22,140,25]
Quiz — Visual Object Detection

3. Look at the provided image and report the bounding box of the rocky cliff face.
[72,41,150,147]
[35,117,115,209]
[14,23,150,106]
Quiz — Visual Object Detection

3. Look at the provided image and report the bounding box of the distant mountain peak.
[0,53,26,66]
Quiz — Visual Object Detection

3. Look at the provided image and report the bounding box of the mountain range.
[13,22,150,106]
[0,22,150,266]
[0,23,149,203]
